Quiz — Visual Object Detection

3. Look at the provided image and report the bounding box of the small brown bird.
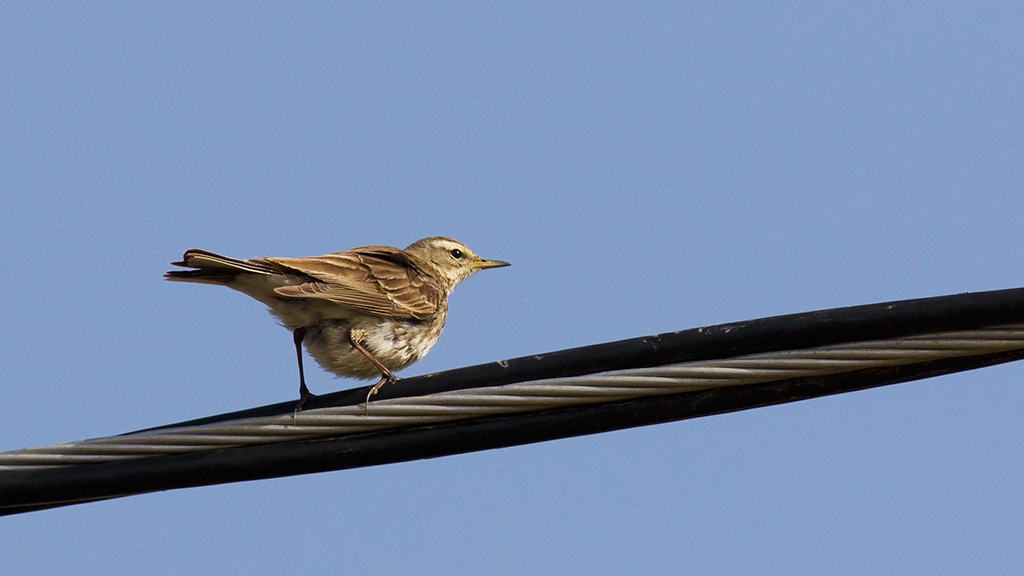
[166,237,509,410]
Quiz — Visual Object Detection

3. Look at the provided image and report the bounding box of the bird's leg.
[293,327,315,413]
[348,328,397,405]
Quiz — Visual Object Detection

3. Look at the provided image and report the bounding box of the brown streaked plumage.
[165,237,509,410]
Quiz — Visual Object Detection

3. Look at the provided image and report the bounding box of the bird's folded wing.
[265,247,441,320]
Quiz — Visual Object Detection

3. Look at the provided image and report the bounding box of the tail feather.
[165,249,278,285]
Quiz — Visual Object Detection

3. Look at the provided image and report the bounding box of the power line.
[3,287,1024,515]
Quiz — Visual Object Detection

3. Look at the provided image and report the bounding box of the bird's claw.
[294,388,317,415]
[363,376,398,412]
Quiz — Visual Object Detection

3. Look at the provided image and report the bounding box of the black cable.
[3,287,1024,516]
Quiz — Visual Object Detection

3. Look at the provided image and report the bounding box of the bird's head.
[405,237,510,292]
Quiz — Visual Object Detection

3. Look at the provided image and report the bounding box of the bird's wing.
[265,246,441,320]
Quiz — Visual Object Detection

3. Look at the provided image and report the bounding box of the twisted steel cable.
[3,324,1023,471]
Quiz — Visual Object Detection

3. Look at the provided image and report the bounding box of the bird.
[165,237,509,411]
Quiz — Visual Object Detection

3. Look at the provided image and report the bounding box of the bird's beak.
[475,259,511,270]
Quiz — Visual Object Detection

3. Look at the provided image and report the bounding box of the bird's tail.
[165,249,278,285]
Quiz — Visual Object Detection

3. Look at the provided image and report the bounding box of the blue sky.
[2,2,1023,574]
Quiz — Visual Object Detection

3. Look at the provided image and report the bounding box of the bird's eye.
[450,249,463,259]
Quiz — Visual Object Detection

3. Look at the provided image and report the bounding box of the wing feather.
[267,246,441,320]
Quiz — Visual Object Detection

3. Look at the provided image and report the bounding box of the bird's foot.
[294,386,317,415]
[364,375,399,412]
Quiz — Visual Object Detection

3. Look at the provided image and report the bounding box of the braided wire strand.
[3,325,1023,471]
